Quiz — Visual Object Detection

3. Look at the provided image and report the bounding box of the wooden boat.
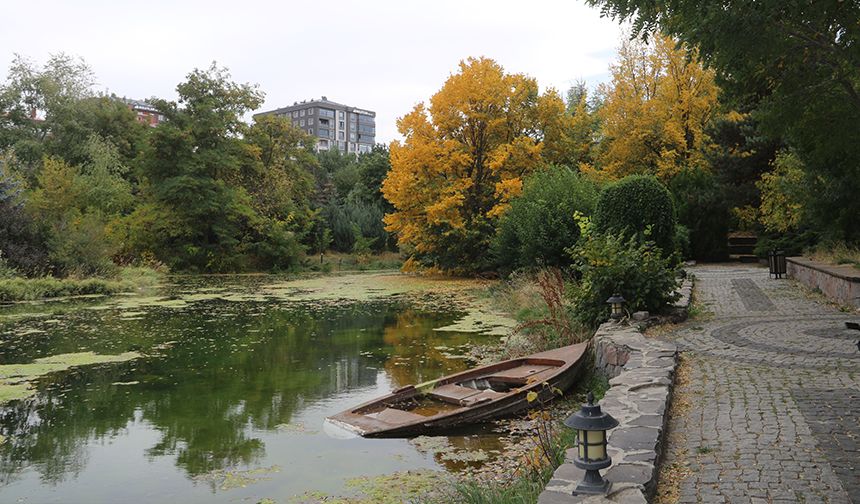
[326,342,589,438]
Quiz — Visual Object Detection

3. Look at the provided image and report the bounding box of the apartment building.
[253,96,376,153]
[122,98,164,127]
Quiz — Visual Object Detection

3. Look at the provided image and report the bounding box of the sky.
[0,0,624,142]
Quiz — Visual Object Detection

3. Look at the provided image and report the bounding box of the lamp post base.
[573,468,612,495]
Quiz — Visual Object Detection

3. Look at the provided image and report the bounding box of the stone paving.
[659,264,860,504]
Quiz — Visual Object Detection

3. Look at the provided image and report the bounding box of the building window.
[318,128,329,138]
[358,144,372,153]
[349,113,357,120]
[339,121,345,129]
[338,111,345,120]
[338,131,345,140]
[319,118,329,126]
[307,118,314,125]
[292,111,298,118]
[319,108,335,118]
[300,119,305,126]
[300,109,305,117]
[307,128,312,134]
[307,108,314,115]
[319,139,329,149]
[349,132,356,141]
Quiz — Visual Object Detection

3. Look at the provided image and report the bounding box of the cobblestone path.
[659,264,860,504]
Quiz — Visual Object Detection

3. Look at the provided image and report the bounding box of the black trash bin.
[768,250,786,279]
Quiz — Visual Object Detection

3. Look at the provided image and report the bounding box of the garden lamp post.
[563,391,619,495]
[606,294,626,321]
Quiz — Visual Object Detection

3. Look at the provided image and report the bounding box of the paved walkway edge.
[786,256,860,308]
[538,322,679,504]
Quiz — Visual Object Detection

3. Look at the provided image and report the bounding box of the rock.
[632,311,649,321]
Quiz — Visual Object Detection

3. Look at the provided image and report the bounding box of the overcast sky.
[1,0,624,142]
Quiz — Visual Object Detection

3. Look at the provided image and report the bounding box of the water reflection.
[0,282,492,501]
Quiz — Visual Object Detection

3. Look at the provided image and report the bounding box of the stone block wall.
[786,257,860,308]
[538,323,678,504]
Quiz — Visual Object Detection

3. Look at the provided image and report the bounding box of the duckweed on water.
[289,469,448,504]
[192,465,282,491]
[0,351,140,404]
[410,436,490,463]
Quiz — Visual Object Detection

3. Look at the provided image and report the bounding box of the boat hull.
[327,342,590,438]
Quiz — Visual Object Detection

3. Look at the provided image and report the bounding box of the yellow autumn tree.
[586,34,720,182]
[382,57,570,272]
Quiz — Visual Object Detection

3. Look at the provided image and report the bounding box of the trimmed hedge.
[493,167,598,271]
[592,175,677,254]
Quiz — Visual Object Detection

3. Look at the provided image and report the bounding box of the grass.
[807,242,860,270]
[444,466,557,504]
[0,266,162,302]
[487,269,593,357]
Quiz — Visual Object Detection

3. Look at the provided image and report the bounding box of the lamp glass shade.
[577,429,606,461]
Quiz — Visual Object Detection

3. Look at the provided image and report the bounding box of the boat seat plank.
[460,389,507,406]
[489,364,554,381]
[430,384,482,404]
[519,368,559,385]
[373,407,427,425]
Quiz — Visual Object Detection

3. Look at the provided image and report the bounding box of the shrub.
[592,175,677,254]
[569,232,680,327]
[753,229,819,258]
[323,201,388,253]
[493,167,598,271]
[0,276,112,302]
[669,168,730,261]
[674,224,691,260]
[0,162,50,275]
[46,210,119,277]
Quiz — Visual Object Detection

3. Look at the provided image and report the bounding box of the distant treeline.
[0,57,392,276]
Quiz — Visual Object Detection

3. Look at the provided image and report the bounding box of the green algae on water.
[193,465,282,491]
[289,469,447,504]
[0,351,141,404]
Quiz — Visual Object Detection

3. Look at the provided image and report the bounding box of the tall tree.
[0,53,96,174]
[586,0,860,241]
[587,34,720,181]
[382,57,570,272]
[130,64,271,272]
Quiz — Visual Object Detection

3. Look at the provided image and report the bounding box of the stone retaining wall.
[786,256,860,308]
[538,323,679,504]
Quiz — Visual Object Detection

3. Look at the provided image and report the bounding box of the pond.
[0,273,518,503]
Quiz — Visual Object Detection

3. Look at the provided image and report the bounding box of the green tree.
[493,166,598,271]
[244,115,317,231]
[348,145,393,211]
[668,167,729,261]
[28,156,123,276]
[0,53,96,175]
[0,156,49,274]
[130,64,278,272]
